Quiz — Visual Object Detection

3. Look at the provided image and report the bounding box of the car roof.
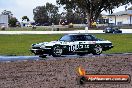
[66,33,92,36]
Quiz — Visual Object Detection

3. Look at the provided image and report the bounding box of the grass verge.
[1,27,84,31]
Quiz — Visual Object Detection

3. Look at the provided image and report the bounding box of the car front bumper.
[30,48,51,55]
[30,49,43,55]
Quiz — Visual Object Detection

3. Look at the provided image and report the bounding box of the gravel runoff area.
[0,55,132,88]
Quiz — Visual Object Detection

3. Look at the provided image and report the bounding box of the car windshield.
[106,27,112,30]
[114,28,119,30]
[59,35,72,41]
[59,35,97,41]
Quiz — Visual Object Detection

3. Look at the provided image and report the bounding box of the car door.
[84,35,96,51]
[61,35,83,52]
[59,35,75,53]
[71,35,89,52]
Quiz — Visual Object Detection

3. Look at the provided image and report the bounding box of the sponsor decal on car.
[69,44,89,51]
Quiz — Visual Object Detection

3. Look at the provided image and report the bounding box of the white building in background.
[0,14,8,28]
[107,9,132,26]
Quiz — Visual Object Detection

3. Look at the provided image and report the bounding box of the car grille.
[32,47,41,49]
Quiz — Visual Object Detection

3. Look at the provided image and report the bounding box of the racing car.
[103,27,122,33]
[30,34,113,57]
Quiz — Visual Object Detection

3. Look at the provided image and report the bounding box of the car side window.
[71,35,85,41]
[85,35,93,41]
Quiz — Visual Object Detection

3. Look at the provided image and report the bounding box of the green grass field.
[1,27,84,31]
[0,34,132,56]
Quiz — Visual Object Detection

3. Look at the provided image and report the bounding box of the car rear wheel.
[52,45,63,57]
[92,45,102,55]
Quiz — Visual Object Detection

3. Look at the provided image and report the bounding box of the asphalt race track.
[0,53,132,62]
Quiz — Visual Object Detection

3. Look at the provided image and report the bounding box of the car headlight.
[40,45,45,49]
[32,44,35,46]
[31,44,36,48]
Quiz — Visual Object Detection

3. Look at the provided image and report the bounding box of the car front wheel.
[92,45,102,55]
[52,45,63,57]
[39,55,47,58]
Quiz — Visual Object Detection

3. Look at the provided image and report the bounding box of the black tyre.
[77,52,85,56]
[52,45,63,57]
[39,55,47,58]
[92,45,102,55]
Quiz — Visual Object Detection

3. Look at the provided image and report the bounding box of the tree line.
[1,10,30,27]
[33,2,88,25]
[1,0,131,27]
[57,0,131,27]
[34,0,131,26]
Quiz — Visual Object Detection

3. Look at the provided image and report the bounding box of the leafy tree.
[1,10,13,19]
[33,3,59,25]
[33,6,49,24]
[1,10,18,27]
[59,8,86,24]
[57,0,131,27]
[65,9,74,23]
[73,8,86,24]
[8,17,18,27]
[22,16,30,22]
[46,3,59,24]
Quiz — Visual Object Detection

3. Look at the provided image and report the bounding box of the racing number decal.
[84,44,89,48]
[69,44,89,51]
